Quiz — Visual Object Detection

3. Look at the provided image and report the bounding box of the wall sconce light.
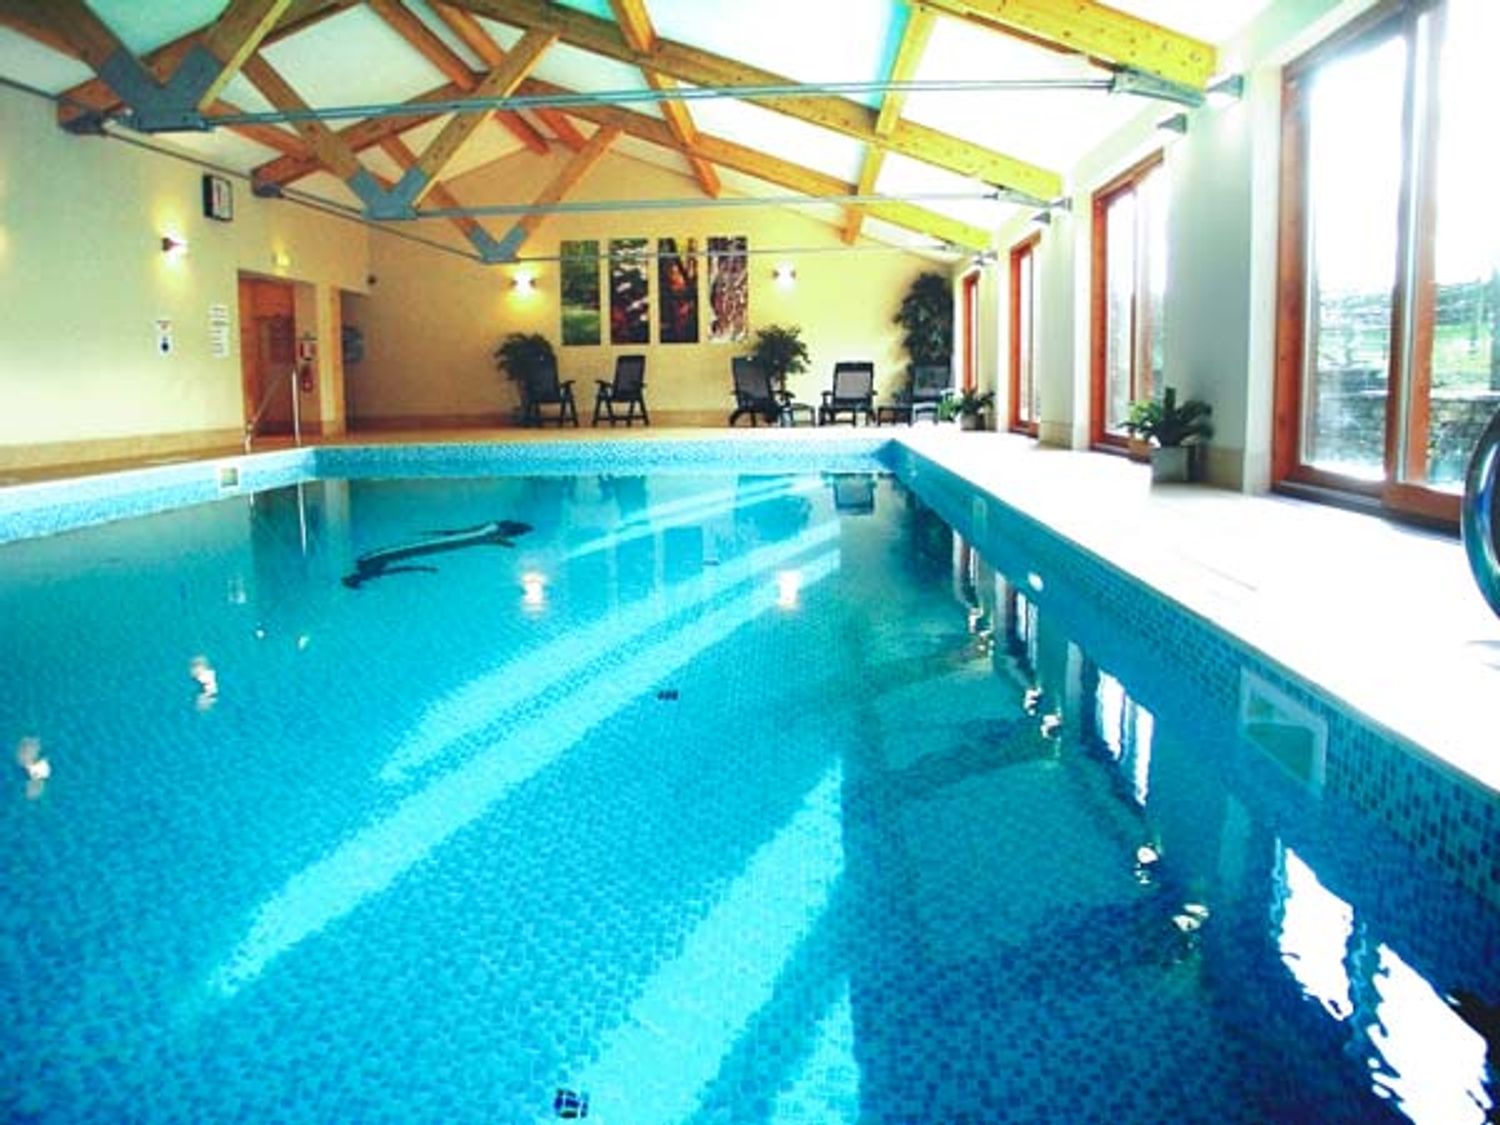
[160,234,188,258]
[1207,74,1245,107]
[773,262,796,286]
[271,249,291,272]
[511,271,536,293]
[1156,113,1190,137]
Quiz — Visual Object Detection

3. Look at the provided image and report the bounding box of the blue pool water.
[1,459,1497,1123]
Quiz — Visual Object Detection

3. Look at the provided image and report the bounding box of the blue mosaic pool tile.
[0,449,313,543]
[891,443,1500,913]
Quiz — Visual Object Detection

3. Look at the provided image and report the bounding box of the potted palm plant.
[938,388,995,431]
[893,271,953,396]
[493,332,556,422]
[1123,386,1213,482]
[749,324,811,389]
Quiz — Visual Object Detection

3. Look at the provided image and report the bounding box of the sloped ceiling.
[0,0,1273,260]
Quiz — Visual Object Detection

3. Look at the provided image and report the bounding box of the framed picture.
[202,173,233,222]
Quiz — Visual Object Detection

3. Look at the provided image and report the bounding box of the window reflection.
[1087,667,1153,807]
[1272,844,1495,1122]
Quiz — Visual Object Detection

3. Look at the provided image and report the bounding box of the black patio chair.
[729,357,812,426]
[521,356,578,427]
[819,361,875,426]
[908,363,953,424]
[593,354,649,426]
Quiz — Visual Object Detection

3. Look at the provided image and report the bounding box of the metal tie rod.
[206,77,1114,127]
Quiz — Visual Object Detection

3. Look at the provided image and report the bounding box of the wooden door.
[238,277,297,434]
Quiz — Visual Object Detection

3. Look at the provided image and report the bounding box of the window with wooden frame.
[961,269,981,393]
[1275,0,1498,526]
[1009,232,1041,436]
[1090,150,1168,450]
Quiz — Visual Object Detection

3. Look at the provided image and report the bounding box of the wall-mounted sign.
[208,303,231,359]
[202,173,233,222]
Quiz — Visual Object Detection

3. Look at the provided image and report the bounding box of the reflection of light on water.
[1370,944,1493,1123]
[776,569,801,609]
[209,546,842,997]
[1275,846,1353,1019]
[565,766,845,1122]
[521,571,547,611]
[771,979,861,1121]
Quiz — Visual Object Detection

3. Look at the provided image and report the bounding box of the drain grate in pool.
[554,1088,589,1118]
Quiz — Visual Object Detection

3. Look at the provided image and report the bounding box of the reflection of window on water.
[1273,843,1493,1121]
[997,579,1039,675]
[1086,666,1153,806]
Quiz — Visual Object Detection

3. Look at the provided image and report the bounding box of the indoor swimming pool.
[1,445,1496,1123]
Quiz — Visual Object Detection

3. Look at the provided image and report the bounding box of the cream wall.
[350,149,948,427]
[0,85,369,467]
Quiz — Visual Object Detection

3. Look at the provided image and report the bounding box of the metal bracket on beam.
[252,179,286,199]
[97,44,226,131]
[1109,67,1204,109]
[358,167,430,222]
[470,227,524,264]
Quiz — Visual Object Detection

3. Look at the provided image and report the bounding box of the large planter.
[958,411,985,432]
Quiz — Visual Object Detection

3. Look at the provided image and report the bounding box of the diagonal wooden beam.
[847,6,935,244]
[46,0,357,126]
[6,0,121,72]
[919,0,1216,89]
[240,53,366,181]
[494,124,622,259]
[379,136,487,242]
[402,27,556,206]
[427,1,584,152]
[252,82,464,186]
[608,0,719,198]
[368,0,549,155]
[193,0,294,110]
[443,0,1061,200]
[524,79,989,250]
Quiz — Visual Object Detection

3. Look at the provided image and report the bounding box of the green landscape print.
[560,240,601,346]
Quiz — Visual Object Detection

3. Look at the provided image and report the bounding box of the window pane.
[1302,33,1407,479]
[1426,0,1500,489]
[1105,191,1137,433]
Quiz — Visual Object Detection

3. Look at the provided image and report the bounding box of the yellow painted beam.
[850,7,935,244]
[195,0,294,110]
[919,0,1217,89]
[500,124,622,254]
[407,28,557,204]
[608,0,720,198]
[445,0,1061,200]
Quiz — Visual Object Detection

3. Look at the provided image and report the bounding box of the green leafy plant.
[492,332,556,383]
[749,323,811,383]
[937,387,995,421]
[893,272,953,377]
[1123,387,1213,447]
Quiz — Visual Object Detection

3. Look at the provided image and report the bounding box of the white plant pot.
[1150,445,1190,483]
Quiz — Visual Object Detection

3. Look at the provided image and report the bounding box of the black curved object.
[1461,407,1500,618]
